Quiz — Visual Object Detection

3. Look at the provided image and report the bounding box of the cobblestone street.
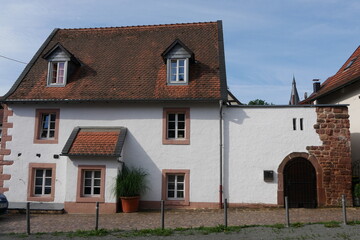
[1,207,359,234]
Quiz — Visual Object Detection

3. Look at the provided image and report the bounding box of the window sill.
[34,139,58,144]
[163,139,190,145]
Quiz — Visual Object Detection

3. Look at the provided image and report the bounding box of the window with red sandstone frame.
[163,108,190,145]
[34,109,60,144]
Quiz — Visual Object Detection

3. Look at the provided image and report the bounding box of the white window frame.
[83,170,101,197]
[167,113,186,139]
[40,112,57,139]
[34,169,52,196]
[167,174,185,200]
[167,58,189,84]
[47,61,68,86]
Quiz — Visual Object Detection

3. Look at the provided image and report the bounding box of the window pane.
[35,178,43,185]
[50,114,56,121]
[84,179,92,186]
[179,67,184,74]
[168,183,175,190]
[85,171,92,178]
[168,191,174,198]
[44,187,51,194]
[178,122,185,130]
[168,122,175,130]
[36,170,43,177]
[41,131,48,138]
[171,60,177,67]
[177,183,184,190]
[35,187,42,194]
[168,130,175,138]
[177,191,184,198]
[177,175,184,182]
[94,171,101,178]
[177,114,185,121]
[93,187,100,195]
[45,178,52,186]
[168,175,175,182]
[178,60,185,66]
[49,130,55,138]
[177,130,185,138]
[84,187,91,195]
[94,179,101,186]
[45,170,52,177]
[168,114,175,121]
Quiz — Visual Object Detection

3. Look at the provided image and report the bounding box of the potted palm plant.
[114,165,148,213]
[354,183,360,207]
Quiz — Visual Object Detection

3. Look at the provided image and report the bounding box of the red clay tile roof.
[3,21,227,102]
[62,127,127,157]
[302,46,360,103]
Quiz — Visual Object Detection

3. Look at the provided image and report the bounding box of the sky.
[0,0,359,104]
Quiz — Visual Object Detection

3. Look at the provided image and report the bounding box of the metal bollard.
[161,200,165,230]
[95,202,99,230]
[285,196,290,227]
[342,194,347,225]
[26,202,31,235]
[224,198,228,228]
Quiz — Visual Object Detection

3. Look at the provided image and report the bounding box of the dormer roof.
[42,43,80,65]
[161,39,195,63]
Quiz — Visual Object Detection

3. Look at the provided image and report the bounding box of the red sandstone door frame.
[277,152,325,207]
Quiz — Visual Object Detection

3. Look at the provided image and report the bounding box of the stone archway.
[277,152,325,207]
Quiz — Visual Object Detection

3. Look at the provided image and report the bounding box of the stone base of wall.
[64,202,117,214]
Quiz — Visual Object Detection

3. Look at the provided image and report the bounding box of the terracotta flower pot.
[120,196,140,213]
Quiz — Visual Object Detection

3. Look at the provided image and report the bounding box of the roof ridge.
[59,21,219,31]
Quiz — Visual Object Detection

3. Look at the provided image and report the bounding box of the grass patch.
[66,229,110,237]
[118,228,173,237]
[269,223,286,229]
[323,221,340,228]
[291,222,305,228]
[348,220,360,225]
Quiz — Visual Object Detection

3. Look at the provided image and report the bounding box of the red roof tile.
[303,46,360,103]
[4,21,227,102]
[62,127,127,157]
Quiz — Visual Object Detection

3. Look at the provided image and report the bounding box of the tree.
[247,99,272,105]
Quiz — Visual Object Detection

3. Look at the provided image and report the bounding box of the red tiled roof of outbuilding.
[302,46,360,103]
[62,127,127,157]
[3,21,227,102]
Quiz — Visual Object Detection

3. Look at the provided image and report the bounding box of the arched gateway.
[277,153,325,207]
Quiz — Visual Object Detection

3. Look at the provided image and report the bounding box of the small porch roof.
[61,127,127,157]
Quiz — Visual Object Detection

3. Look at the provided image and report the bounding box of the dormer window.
[162,39,194,85]
[43,43,80,87]
[49,61,67,85]
[169,59,188,83]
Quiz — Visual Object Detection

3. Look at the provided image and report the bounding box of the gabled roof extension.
[62,127,127,157]
[302,45,360,103]
[2,21,228,103]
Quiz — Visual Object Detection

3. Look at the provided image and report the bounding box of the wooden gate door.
[284,158,317,208]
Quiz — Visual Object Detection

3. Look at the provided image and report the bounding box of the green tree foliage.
[247,99,272,105]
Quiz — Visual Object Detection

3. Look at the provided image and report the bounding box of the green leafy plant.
[113,165,148,197]
[354,183,360,198]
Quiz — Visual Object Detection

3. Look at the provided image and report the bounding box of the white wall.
[3,103,221,204]
[224,106,322,204]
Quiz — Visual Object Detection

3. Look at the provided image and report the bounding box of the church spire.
[289,75,300,105]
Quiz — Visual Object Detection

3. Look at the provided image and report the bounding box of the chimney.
[313,79,320,93]
[304,92,308,99]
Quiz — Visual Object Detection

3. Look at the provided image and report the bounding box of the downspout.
[219,100,224,208]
